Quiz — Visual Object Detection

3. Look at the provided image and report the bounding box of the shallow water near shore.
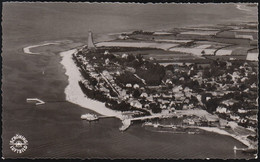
[2,3,256,159]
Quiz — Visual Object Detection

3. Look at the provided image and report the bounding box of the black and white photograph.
[1,1,258,159]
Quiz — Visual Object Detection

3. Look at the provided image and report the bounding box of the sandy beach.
[59,49,123,119]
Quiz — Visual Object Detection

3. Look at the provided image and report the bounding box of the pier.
[119,114,175,131]
[81,113,174,131]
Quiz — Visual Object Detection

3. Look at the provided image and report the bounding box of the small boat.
[242,148,257,154]
[81,113,99,121]
[188,132,196,135]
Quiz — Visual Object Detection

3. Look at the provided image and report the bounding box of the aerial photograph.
[2,2,258,159]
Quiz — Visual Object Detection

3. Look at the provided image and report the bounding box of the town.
[72,22,257,152]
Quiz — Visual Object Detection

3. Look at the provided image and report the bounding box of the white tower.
[88,31,96,50]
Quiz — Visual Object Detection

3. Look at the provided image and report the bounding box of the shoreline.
[59,49,123,119]
[197,127,251,148]
[22,42,123,119]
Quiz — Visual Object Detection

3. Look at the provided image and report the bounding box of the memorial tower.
[88,31,96,50]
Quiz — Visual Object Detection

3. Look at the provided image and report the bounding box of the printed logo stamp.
[9,134,28,154]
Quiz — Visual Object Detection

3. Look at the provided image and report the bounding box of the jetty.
[26,98,45,105]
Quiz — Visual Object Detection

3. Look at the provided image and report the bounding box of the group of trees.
[136,62,166,86]
[78,81,107,103]
[131,30,154,35]
[149,103,162,113]
[115,71,143,85]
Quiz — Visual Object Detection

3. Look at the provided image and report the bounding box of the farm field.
[96,41,179,50]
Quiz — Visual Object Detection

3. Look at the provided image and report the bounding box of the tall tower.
[87,31,96,50]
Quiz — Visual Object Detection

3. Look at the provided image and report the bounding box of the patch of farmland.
[231,29,258,33]
[96,41,179,50]
[231,47,250,55]
[246,53,258,61]
[235,34,254,40]
[147,53,193,57]
[195,41,230,49]
[236,32,257,40]
[195,45,212,49]
[143,52,200,62]
[195,41,221,45]
[157,58,209,64]
[155,39,193,43]
[216,31,235,38]
[169,45,216,56]
[248,48,258,53]
[153,31,174,35]
[215,49,232,56]
[182,27,220,31]
[180,30,219,36]
[220,45,252,56]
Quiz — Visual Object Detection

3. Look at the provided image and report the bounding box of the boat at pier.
[81,113,99,121]
[119,119,131,131]
[233,146,257,154]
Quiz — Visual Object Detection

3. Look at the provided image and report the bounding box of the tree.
[203,68,212,78]
[205,98,220,113]
[127,54,135,62]
[226,74,232,81]
[190,95,199,104]
[90,78,98,86]
[149,103,162,113]
[132,89,141,98]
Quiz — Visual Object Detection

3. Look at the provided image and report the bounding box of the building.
[88,31,96,50]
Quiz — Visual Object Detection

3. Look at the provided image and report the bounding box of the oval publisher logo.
[9,134,28,154]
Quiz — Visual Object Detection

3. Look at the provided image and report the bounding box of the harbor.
[81,113,176,131]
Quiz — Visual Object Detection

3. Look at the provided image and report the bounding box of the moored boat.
[81,113,99,121]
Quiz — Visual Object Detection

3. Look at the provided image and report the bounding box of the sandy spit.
[23,42,60,55]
